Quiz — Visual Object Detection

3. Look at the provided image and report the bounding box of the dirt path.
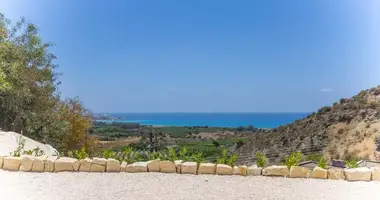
[1,171,379,200]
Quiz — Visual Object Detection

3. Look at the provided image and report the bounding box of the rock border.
[0,156,379,182]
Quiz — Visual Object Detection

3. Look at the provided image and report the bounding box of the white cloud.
[320,88,333,92]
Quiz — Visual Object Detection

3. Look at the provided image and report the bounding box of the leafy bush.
[103,149,116,159]
[178,147,189,161]
[23,150,33,155]
[168,148,177,162]
[255,152,267,167]
[10,136,25,157]
[317,157,327,169]
[33,147,45,156]
[345,159,358,168]
[189,152,205,164]
[282,152,303,169]
[217,148,238,167]
[227,153,237,167]
[73,147,88,159]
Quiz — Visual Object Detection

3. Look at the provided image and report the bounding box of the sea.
[98,113,310,128]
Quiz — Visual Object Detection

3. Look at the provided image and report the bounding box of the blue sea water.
[100,113,309,128]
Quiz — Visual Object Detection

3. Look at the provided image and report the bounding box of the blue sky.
[1,0,379,113]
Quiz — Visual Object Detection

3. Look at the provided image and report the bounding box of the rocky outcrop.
[216,164,233,175]
[54,157,78,172]
[79,158,92,172]
[289,166,310,178]
[310,167,327,179]
[181,162,197,174]
[106,159,120,172]
[371,167,380,181]
[147,160,160,172]
[247,165,262,176]
[344,167,371,181]
[198,163,216,174]
[20,155,35,172]
[264,165,289,177]
[328,168,345,180]
[159,161,176,173]
[3,156,21,171]
[126,162,148,173]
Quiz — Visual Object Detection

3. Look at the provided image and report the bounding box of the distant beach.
[97,113,309,128]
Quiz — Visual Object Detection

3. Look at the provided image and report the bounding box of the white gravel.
[1,170,379,200]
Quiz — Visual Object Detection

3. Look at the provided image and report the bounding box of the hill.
[237,86,380,164]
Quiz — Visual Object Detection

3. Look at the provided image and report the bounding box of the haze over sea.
[100,113,309,128]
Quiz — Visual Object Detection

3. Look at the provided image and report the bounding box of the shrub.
[227,153,237,167]
[255,152,267,167]
[103,149,116,159]
[189,152,205,164]
[168,148,177,162]
[217,148,238,167]
[23,150,33,155]
[345,159,358,168]
[317,157,327,169]
[10,136,25,157]
[33,147,45,156]
[178,147,189,161]
[73,147,88,159]
[282,152,303,169]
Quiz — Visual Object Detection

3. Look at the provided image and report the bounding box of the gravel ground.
[1,170,379,200]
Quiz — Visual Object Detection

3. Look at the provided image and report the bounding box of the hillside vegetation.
[238,86,380,164]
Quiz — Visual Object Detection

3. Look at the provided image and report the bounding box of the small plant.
[168,148,177,162]
[317,157,327,169]
[189,152,204,164]
[23,149,33,155]
[282,152,303,169]
[178,147,189,161]
[227,153,237,167]
[217,148,238,167]
[255,152,267,168]
[103,149,116,159]
[345,159,359,168]
[10,136,26,157]
[73,147,88,159]
[33,147,45,156]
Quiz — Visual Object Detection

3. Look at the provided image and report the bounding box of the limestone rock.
[19,155,35,172]
[344,167,371,181]
[159,161,176,173]
[181,162,198,174]
[174,160,183,173]
[54,157,78,172]
[120,161,127,172]
[147,160,160,172]
[126,162,148,173]
[92,157,107,166]
[3,156,21,171]
[106,158,120,172]
[90,163,106,172]
[328,168,345,180]
[264,165,289,177]
[0,155,4,168]
[31,156,46,172]
[73,159,81,171]
[233,165,247,176]
[216,164,233,175]
[310,167,327,179]
[198,163,216,174]
[289,166,310,178]
[247,165,262,176]
[371,167,380,181]
[79,158,92,172]
[44,156,57,172]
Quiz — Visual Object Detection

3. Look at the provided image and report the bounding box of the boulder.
[216,164,233,175]
[174,160,183,173]
[147,160,160,172]
[79,158,92,172]
[31,156,46,172]
[371,167,380,181]
[247,165,262,176]
[328,168,345,180]
[90,163,106,172]
[92,157,107,166]
[159,161,176,173]
[264,165,289,177]
[233,165,247,176]
[126,162,148,173]
[344,167,371,182]
[120,161,127,172]
[106,159,120,172]
[181,162,198,174]
[3,156,21,171]
[54,157,78,172]
[309,167,327,179]
[289,166,310,178]
[198,163,216,174]
[44,156,57,172]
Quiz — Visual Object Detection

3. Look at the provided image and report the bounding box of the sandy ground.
[0,171,379,200]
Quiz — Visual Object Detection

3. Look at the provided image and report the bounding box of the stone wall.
[0,155,379,182]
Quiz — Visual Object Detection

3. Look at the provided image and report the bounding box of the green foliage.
[345,159,359,168]
[282,152,303,169]
[255,152,267,168]
[23,150,33,155]
[178,147,189,161]
[317,157,327,169]
[103,149,116,159]
[306,153,323,162]
[73,147,88,159]
[10,136,25,157]
[168,148,177,162]
[217,148,238,167]
[189,152,205,164]
[227,153,237,167]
